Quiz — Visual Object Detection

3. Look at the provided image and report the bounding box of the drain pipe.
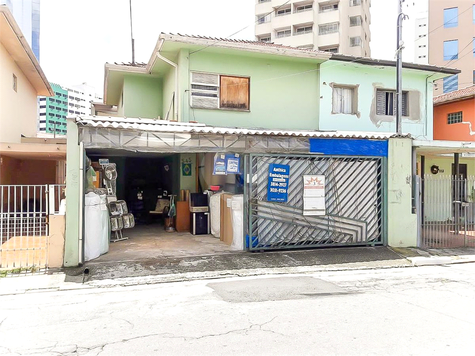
[152,39,179,121]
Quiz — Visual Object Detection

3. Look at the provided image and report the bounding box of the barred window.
[350,36,362,47]
[447,111,462,124]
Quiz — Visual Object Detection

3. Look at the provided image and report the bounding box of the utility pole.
[396,0,407,135]
[129,0,135,64]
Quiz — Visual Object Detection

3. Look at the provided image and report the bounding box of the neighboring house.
[428,1,475,95]
[254,0,371,56]
[0,5,66,270]
[63,33,458,267]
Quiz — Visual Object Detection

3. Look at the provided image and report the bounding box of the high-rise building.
[414,14,428,64]
[254,0,371,57]
[38,83,102,135]
[0,0,40,61]
[428,1,475,95]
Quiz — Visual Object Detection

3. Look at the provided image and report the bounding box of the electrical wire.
[189,0,291,56]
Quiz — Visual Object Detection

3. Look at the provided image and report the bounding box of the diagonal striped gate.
[245,154,386,250]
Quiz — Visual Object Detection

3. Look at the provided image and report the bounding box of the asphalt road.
[1,264,474,355]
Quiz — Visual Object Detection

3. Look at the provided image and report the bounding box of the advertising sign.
[267,163,290,202]
[303,175,326,216]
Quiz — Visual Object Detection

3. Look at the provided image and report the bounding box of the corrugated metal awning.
[74,116,408,140]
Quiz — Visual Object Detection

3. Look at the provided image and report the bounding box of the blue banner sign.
[309,138,388,157]
[267,163,290,202]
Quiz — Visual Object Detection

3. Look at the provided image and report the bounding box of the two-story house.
[0,6,66,270]
[63,33,458,268]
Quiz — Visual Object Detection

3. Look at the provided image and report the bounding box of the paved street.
[1,263,474,355]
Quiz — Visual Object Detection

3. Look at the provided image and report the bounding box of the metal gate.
[0,185,65,270]
[245,154,385,250]
[421,174,475,248]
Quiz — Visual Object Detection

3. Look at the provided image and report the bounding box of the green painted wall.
[46,83,68,135]
[179,153,197,193]
[320,62,433,139]
[123,75,163,119]
[162,66,176,120]
[387,138,418,247]
[183,51,320,130]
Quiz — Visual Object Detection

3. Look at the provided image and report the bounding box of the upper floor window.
[319,46,339,53]
[276,7,291,16]
[276,28,291,38]
[190,72,250,111]
[350,36,362,47]
[443,74,458,93]
[257,34,271,42]
[332,85,358,115]
[350,16,362,27]
[443,40,458,60]
[447,111,462,125]
[473,5,475,24]
[350,0,361,6]
[319,3,338,13]
[257,14,270,24]
[376,89,408,116]
[443,7,458,28]
[295,4,312,13]
[294,25,313,35]
[12,74,17,92]
[319,22,339,35]
[258,0,270,3]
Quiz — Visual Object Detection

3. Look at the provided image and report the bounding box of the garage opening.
[83,149,245,264]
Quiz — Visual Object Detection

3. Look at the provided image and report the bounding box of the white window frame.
[319,22,339,35]
[258,35,271,43]
[350,36,362,47]
[257,14,270,24]
[276,7,291,17]
[276,28,291,38]
[350,16,362,27]
[332,85,358,115]
[294,25,313,35]
[350,0,361,6]
[295,4,313,13]
[319,3,338,13]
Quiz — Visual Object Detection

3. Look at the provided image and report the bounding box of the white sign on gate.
[303,175,326,216]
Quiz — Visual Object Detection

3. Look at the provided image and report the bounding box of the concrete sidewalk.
[1,246,475,295]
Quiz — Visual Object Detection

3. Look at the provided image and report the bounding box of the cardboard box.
[220,193,234,245]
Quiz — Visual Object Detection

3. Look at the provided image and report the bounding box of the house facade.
[61,33,460,267]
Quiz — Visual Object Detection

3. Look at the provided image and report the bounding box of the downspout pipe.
[152,39,179,121]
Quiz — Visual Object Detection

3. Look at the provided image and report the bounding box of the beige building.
[428,1,475,95]
[255,0,371,57]
[0,5,66,185]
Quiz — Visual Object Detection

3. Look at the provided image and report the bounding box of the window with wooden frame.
[376,89,408,116]
[190,72,250,111]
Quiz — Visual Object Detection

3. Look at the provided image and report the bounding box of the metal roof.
[74,116,409,140]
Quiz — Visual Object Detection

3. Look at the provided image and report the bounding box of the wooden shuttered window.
[190,72,250,111]
[376,89,408,116]
[220,76,250,110]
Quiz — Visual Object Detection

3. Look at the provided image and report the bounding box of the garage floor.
[87,224,238,264]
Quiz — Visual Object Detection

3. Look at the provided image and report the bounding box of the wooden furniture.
[175,201,191,232]
[220,193,234,245]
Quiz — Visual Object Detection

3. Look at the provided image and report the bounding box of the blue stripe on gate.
[309,138,388,157]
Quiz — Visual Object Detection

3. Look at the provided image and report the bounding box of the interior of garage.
[83,149,245,263]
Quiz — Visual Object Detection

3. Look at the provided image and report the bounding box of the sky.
[39,0,428,96]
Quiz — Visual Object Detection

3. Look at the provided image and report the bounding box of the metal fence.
[245,154,385,250]
[0,184,65,269]
[421,175,475,248]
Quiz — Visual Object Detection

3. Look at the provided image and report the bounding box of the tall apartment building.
[255,0,371,57]
[414,14,428,64]
[429,1,475,95]
[0,0,40,61]
[39,83,102,135]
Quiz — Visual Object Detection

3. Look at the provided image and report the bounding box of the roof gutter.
[150,38,179,121]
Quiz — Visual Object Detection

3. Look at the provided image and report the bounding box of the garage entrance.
[83,148,243,263]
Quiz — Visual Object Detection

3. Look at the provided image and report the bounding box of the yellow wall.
[0,42,39,143]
